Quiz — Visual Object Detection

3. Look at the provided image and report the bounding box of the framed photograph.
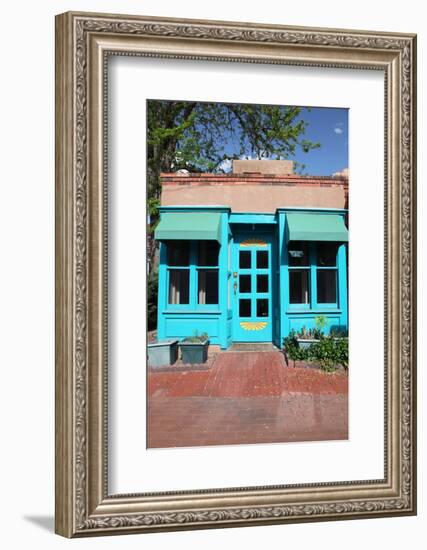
[55,11,417,537]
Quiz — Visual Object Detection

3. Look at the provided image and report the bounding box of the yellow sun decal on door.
[240,322,268,331]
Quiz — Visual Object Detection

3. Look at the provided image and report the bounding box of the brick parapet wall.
[161,173,348,191]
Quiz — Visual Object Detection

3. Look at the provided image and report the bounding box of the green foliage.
[283,330,348,372]
[147,196,160,233]
[314,315,329,333]
[296,316,330,340]
[182,331,209,343]
[147,100,321,208]
[283,331,309,361]
[312,336,347,372]
[146,100,323,329]
[147,268,158,331]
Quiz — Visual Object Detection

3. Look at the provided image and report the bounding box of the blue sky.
[220,106,348,177]
[293,107,348,176]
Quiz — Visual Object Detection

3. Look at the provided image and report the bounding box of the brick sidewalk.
[147,351,348,448]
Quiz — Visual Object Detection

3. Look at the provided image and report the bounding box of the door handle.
[233,282,237,295]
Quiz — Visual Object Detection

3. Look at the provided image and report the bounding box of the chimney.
[232,159,294,175]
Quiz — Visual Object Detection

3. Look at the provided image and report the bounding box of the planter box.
[148,339,179,368]
[296,337,347,349]
[297,338,320,350]
[180,339,209,364]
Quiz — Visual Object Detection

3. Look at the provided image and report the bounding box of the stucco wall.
[160,174,347,212]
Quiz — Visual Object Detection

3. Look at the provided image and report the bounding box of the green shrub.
[314,315,329,334]
[147,268,158,331]
[283,332,348,372]
[283,331,310,361]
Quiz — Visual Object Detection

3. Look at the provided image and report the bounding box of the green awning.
[155,212,222,242]
[286,212,348,242]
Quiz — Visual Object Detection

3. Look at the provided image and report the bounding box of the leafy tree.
[147,100,320,223]
[146,100,320,330]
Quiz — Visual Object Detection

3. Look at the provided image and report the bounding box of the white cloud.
[218,159,232,172]
[333,122,345,135]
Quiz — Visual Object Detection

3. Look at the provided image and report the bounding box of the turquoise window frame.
[166,241,220,310]
[288,242,340,311]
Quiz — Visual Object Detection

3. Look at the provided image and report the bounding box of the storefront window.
[316,243,338,304]
[198,241,219,266]
[288,242,310,267]
[166,240,219,307]
[168,270,190,304]
[167,242,190,304]
[316,243,338,267]
[167,241,190,266]
[198,269,219,304]
[288,241,310,305]
[289,269,310,304]
[317,269,337,303]
[288,242,339,307]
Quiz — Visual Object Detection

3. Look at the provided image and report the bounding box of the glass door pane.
[239,250,251,269]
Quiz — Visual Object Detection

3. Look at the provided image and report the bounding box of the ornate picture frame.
[55,11,417,537]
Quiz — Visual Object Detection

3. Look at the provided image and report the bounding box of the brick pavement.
[147,351,348,448]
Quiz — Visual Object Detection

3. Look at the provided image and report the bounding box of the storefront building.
[154,160,348,349]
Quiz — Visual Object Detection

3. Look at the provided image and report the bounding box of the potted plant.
[179,332,209,364]
[147,339,179,368]
[296,315,328,349]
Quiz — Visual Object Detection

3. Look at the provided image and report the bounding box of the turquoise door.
[232,234,273,342]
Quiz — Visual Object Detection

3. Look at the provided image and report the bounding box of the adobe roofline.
[160,172,348,182]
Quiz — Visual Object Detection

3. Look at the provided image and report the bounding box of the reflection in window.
[317,269,337,303]
[168,270,190,304]
[288,241,309,266]
[198,269,219,304]
[289,270,310,304]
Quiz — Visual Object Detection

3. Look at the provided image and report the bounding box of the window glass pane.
[239,250,251,269]
[198,241,220,266]
[256,299,269,317]
[256,250,268,269]
[288,241,309,266]
[317,243,338,267]
[239,274,251,293]
[239,299,251,317]
[168,270,189,304]
[256,274,268,293]
[317,269,337,303]
[289,270,310,304]
[167,241,190,266]
[198,269,218,304]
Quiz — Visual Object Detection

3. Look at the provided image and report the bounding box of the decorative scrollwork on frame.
[69,14,415,533]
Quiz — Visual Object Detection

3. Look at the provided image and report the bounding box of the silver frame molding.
[55,11,417,538]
